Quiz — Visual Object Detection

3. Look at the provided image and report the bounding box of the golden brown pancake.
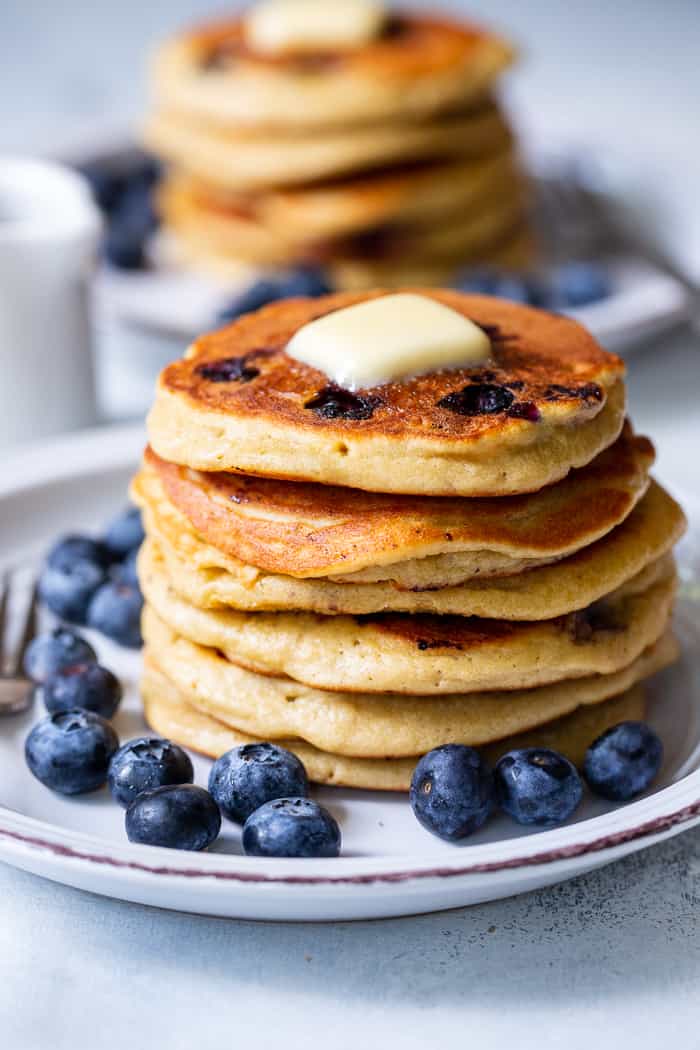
[141,605,677,757]
[141,423,653,581]
[140,555,677,696]
[148,290,627,496]
[326,229,536,290]
[145,100,513,191]
[171,147,523,244]
[136,478,684,619]
[157,167,528,267]
[173,223,536,291]
[142,659,648,791]
[150,13,515,132]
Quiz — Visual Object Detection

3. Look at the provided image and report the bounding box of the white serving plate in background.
[0,427,698,921]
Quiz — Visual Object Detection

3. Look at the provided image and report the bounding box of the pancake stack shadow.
[133,290,686,791]
[144,11,533,289]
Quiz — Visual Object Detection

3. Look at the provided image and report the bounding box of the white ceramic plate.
[1,426,699,921]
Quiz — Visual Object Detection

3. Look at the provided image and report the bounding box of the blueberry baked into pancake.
[136,288,686,792]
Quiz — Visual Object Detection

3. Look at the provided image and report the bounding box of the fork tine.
[11,581,39,677]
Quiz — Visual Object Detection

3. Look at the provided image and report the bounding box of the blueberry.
[275,266,331,298]
[216,267,331,324]
[209,743,308,824]
[125,784,221,851]
[109,736,194,807]
[38,558,105,624]
[23,628,97,683]
[495,748,583,826]
[111,547,139,586]
[409,745,495,841]
[25,709,119,795]
[548,262,612,308]
[46,534,111,571]
[451,268,502,295]
[438,382,515,416]
[77,162,127,214]
[87,581,143,648]
[36,662,121,719]
[583,721,662,801]
[216,279,283,324]
[453,269,543,305]
[104,183,157,271]
[104,222,147,270]
[242,797,341,858]
[103,506,144,560]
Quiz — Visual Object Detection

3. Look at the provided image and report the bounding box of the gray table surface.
[2,2,700,1047]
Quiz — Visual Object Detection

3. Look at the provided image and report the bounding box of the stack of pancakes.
[135,290,685,791]
[144,10,533,289]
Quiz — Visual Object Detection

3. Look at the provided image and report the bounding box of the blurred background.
[1,0,698,483]
[3,0,699,268]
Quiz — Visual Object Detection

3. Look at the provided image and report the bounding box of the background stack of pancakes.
[136,290,686,791]
[144,9,533,289]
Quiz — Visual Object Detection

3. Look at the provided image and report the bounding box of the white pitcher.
[0,158,102,448]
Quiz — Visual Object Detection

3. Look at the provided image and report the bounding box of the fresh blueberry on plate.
[25,709,119,795]
[242,797,341,858]
[46,534,111,572]
[217,279,282,324]
[38,558,105,624]
[216,266,332,324]
[111,546,140,586]
[274,265,332,298]
[104,221,147,271]
[77,161,127,215]
[87,581,143,649]
[103,506,144,560]
[548,261,612,308]
[452,269,543,305]
[38,663,122,719]
[409,744,494,841]
[104,184,158,271]
[495,748,583,826]
[209,742,308,824]
[125,784,221,851]
[583,721,663,801]
[109,736,194,808]
[23,628,97,683]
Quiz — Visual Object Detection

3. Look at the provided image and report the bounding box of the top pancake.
[148,290,627,496]
[150,13,514,132]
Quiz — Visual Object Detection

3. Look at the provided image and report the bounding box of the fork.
[534,162,700,327]
[0,572,38,715]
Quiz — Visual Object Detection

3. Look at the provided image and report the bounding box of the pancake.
[142,660,648,791]
[141,423,653,583]
[158,147,523,241]
[327,228,535,289]
[174,223,536,290]
[144,101,513,191]
[181,148,524,243]
[157,171,528,267]
[141,605,677,757]
[148,290,627,497]
[137,478,684,619]
[140,556,677,695]
[150,14,515,132]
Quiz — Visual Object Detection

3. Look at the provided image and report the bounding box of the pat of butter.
[244,0,386,54]
[286,294,492,390]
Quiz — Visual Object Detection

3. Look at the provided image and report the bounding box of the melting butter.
[286,293,492,390]
[244,0,386,54]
